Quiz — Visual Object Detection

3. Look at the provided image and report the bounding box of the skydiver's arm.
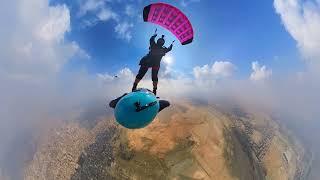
[150,34,157,46]
[165,44,173,53]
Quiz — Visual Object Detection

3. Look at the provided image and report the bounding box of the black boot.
[153,87,157,95]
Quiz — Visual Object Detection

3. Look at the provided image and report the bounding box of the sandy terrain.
[23,101,307,180]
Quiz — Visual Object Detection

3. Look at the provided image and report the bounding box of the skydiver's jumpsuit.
[132,34,173,95]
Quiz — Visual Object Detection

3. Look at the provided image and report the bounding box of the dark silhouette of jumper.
[132,33,173,95]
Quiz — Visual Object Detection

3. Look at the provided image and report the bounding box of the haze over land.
[23,102,311,180]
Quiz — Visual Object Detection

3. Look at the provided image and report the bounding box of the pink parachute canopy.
[143,3,194,45]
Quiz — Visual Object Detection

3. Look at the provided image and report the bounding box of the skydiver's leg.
[159,100,170,112]
[152,66,159,95]
[132,66,148,91]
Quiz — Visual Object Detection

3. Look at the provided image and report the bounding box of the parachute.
[143,3,194,45]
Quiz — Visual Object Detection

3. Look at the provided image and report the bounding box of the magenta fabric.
[144,3,194,45]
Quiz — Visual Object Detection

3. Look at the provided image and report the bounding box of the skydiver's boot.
[132,83,137,92]
[132,78,140,92]
[153,81,158,95]
[153,87,157,96]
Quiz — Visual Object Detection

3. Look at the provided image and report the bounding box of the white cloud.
[77,0,118,28]
[181,0,201,7]
[78,0,105,17]
[116,67,134,79]
[97,66,200,99]
[193,61,236,80]
[97,68,135,93]
[212,61,236,77]
[36,5,70,42]
[250,61,272,81]
[274,0,320,63]
[70,41,91,60]
[97,67,134,82]
[193,64,210,79]
[77,0,137,43]
[0,1,89,81]
[125,4,135,17]
[0,0,92,177]
[160,54,176,79]
[97,7,117,21]
[0,0,87,89]
[192,61,236,88]
[114,21,134,41]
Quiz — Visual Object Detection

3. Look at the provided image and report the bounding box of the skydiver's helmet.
[157,35,165,46]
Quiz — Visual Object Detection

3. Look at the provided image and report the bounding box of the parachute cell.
[143,3,194,45]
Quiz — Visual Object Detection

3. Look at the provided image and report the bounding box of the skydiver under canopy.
[132,30,174,95]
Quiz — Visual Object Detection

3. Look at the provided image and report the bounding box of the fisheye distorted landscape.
[1,0,320,180]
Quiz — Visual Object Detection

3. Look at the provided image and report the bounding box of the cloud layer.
[193,61,236,79]
[0,1,94,178]
[250,61,272,81]
[274,0,320,66]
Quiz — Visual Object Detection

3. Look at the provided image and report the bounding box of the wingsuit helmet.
[157,35,165,46]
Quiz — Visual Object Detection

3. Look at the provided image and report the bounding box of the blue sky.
[49,0,305,79]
